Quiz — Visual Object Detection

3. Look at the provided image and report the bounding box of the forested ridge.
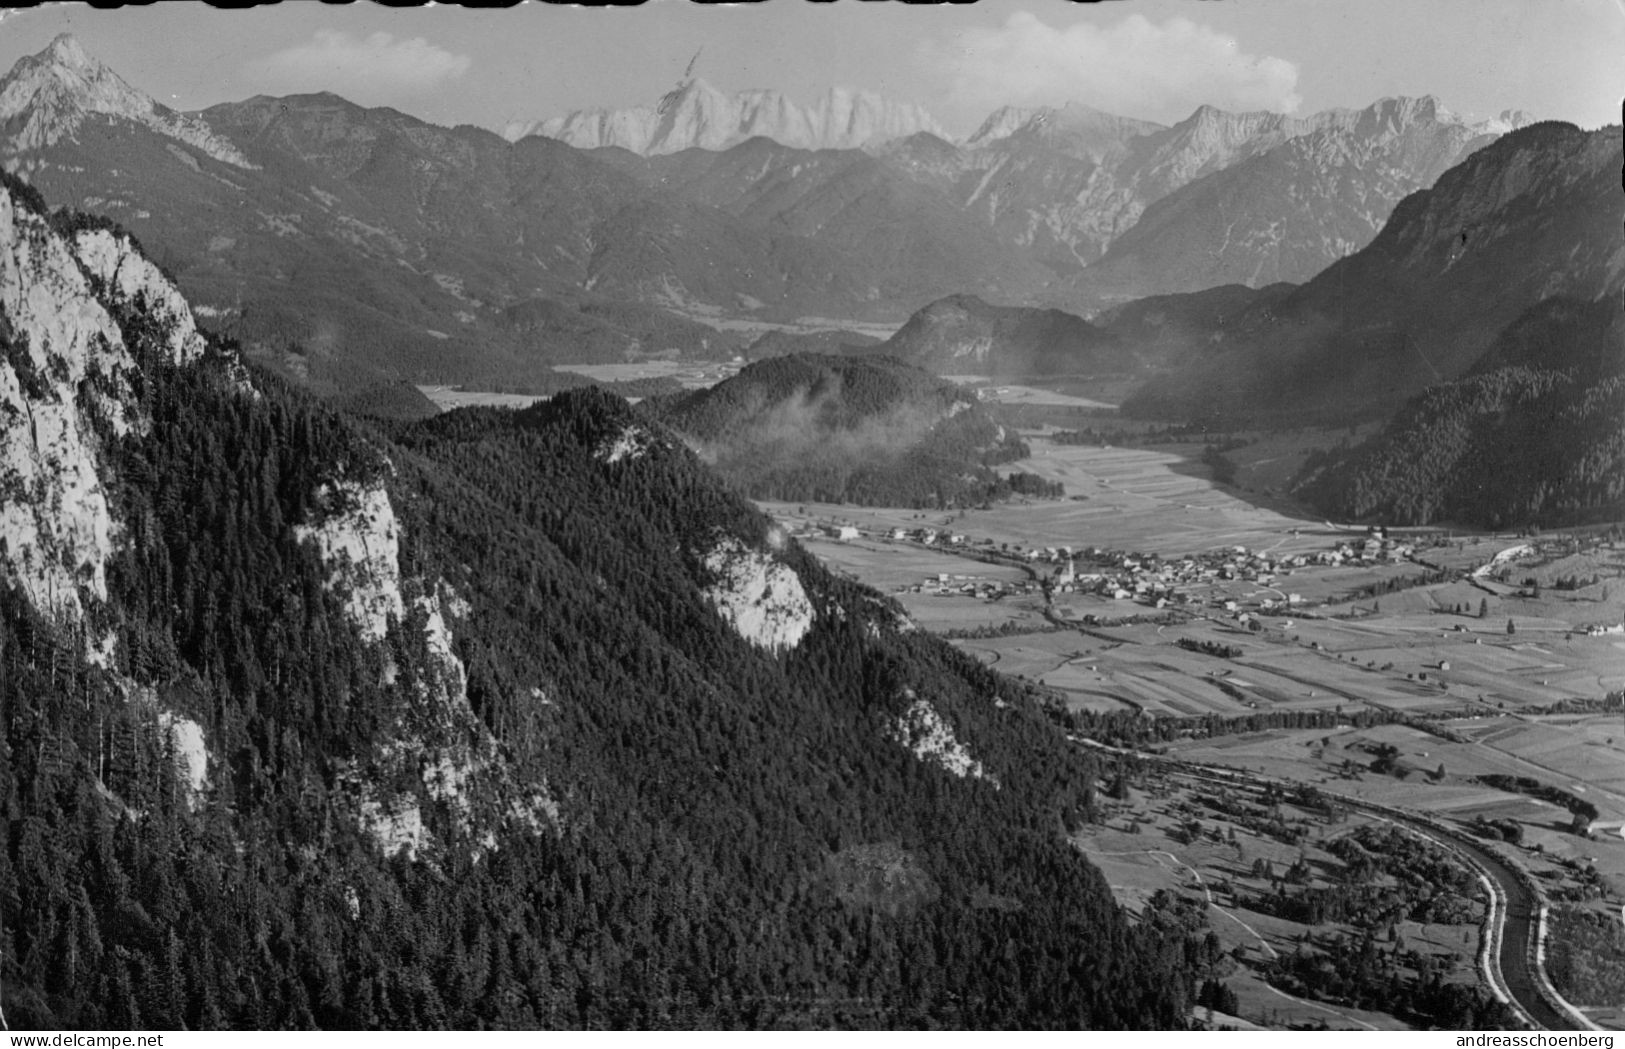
[0,182,1200,1027]
[1293,297,1625,528]
[647,353,1060,508]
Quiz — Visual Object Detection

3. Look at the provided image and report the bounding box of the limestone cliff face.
[0,179,227,820]
[698,534,814,653]
[292,475,559,859]
[0,183,202,629]
[0,176,549,859]
[892,688,994,784]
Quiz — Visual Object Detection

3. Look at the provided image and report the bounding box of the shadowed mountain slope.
[1121,122,1622,425]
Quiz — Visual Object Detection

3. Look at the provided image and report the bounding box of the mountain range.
[0,168,1203,1029]
[1120,121,1622,426]
[504,77,951,154]
[0,24,1618,1034]
[0,33,1610,534]
[1066,96,1526,301]
[521,79,1532,290]
[0,36,1543,404]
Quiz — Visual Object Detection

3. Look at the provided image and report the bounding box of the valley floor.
[762,433,1625,1032]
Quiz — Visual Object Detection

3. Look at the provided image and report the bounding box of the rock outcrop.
[892,689,993,782]
[0,181,205,627]
[699,534,814,653]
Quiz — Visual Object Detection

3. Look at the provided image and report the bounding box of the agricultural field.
[417,385,552,412]
[667,306,902,343]
[1164,721,1625,886]
[943,375,1128,409]
[764,440,1343,555]
[552,360,742,388]
[768,428,1625,1030]
[979,384,1120,409]
[795,536,1044,633]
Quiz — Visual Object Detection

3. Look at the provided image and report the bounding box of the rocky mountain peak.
[1355,94,1449,133]
[965,104,1043,147]
[966,101,1163,156]
[817,85,945,144]
[510,79,950,155]
[1376,119,1616,268]
[43,32,95,71]
[658,76,732,115]
[1173,104,1298,146]
[1474,108,1538,135]
[1068,93,1550,302]
[0,34,254,168]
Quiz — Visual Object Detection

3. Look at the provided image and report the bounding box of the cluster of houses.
[888,526,968,546]
[1043,546,1306,613]
[908,572,1010,600]
[1316,526,1416,566]
[806,521,1455,620]
[814,524,971,545]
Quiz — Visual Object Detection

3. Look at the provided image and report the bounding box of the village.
[794,518,1424,621]
[762,441,1625,1030]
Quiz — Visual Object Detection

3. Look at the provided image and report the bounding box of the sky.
[0,0,1620,135]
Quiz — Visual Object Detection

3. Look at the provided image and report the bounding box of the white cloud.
[247,30,470,99]
[924,12,1302,126]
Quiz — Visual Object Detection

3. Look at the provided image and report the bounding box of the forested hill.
[0,176,1197,1029]
[879,294,1133,381]
[647,353,1059,507]
[1292,296,1625,528]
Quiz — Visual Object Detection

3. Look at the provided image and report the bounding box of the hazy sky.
[0,0,1620,135]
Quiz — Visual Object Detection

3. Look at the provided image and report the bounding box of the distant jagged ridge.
[885,94,1528,284]
[1069,96,1535,299]
[1120,120,1621,425]
[506,78,952,154]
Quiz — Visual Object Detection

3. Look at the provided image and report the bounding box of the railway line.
[1169,758,1584,1028]
[1076,738,1591,1029]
